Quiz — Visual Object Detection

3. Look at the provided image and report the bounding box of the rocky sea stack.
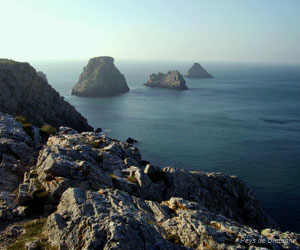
[71,56,129,97]
[0,59,93,132]
[144,70,188,90]
[185,63,213,78]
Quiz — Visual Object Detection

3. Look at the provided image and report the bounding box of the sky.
[0,0,299,63]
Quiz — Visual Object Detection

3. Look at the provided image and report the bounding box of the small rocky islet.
[144,70,188,90]
[185,63,213,78]
[0,59,299,249]
[71,56,130,97]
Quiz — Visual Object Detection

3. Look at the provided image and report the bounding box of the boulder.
[71,56,129,97]
[0,59,93,132]
[44,187,185,250]
[144,71,188,90]
[185,63,213,78]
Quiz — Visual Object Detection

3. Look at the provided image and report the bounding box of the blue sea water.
[31,59,300,232]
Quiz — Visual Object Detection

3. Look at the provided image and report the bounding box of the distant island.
[71,56,129,97]
[144,70,188,90]
[185,63,213,78]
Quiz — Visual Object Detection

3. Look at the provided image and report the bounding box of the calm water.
[31,59,300,232]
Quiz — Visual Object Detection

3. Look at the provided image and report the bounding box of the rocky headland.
[0,112,299,249]
[0,59,93,132]
[144,71,188,90]
[71,56,129,97]
[185,63,213,78]
[37,71,48,83]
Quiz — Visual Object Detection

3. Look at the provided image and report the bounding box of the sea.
[30,59,300,233]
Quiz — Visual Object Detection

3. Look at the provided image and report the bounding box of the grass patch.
[15,116,27,124]
[15,116,33,138]
[40,124,56,136]
[86,140,100,148]
[7,218,47,250]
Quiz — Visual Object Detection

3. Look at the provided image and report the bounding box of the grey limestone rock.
[0,59,93,132]
[72,56,129,97]
[185,63,213,78]
[44,187,300,250]
[144,71,188,90]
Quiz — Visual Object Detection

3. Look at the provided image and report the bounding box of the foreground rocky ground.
[0,112,299,249]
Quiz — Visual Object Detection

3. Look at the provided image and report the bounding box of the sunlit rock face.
[72,56,129,97]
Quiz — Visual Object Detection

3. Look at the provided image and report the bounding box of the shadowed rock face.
[71,56,129,97]
[0,59,93,132]
[185,63,213,78]
[37,71,48,83]
[144,71,188,90]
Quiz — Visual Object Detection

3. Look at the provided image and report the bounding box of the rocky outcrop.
[1,114,300,249]
[0,113,38,220]
[0,59,93,132]
[185,63,213,78]
[144,71,188,90]
[71,56,129,97]
[45,188,300,250]
[37,71,48,83]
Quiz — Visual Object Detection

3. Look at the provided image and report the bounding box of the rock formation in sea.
[71,56,129,97]
[185,63,213,78]
[144,70,188,90]
[0,59,93,132]
[1,112,299,249]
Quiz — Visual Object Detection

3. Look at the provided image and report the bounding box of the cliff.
[71,56,129,97]
[185,63,213,78]
[1,113,299,250]
[144,71,188,90]
[0,59,93,132]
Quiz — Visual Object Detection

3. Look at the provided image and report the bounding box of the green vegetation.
[86,140,100,148]
[7,218,57,250]
[40,124,56,136]
[15,115,33,138]
[165,232,183,245]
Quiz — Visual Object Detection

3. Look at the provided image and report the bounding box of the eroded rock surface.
[45,188,300,250]
[0,113,37,220]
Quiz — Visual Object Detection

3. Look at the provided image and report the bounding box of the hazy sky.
[1,0,299,63]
